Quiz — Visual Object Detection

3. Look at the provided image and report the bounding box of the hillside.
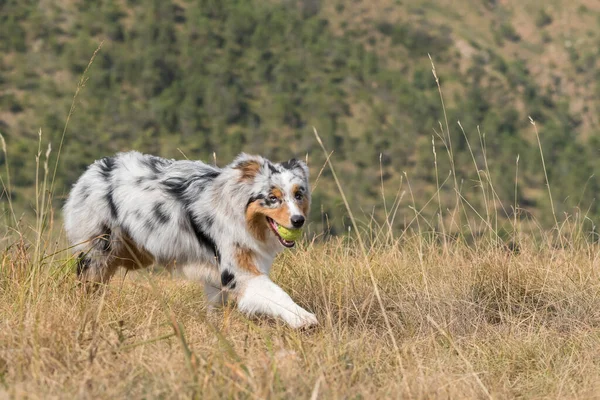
[2,0,600,234]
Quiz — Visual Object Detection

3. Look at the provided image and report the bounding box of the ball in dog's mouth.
[266,217,298,248]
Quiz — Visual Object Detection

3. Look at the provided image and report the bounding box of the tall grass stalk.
[430,54,461,235]
[529,116,562,246]
[48,41,103,214]
[0,132,18,228]
[312,127,412,395]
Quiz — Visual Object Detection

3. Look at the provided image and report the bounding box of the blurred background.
[1,0,600,236]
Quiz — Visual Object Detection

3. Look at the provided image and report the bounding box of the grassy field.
[3,223,600,399]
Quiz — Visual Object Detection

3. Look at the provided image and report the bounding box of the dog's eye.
[294,193,303,201]
[268,195,278,202]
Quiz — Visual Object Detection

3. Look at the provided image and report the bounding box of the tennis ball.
[277,225,302,241]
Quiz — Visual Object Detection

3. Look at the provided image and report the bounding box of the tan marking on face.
[271,187,283,200]
[300,197,310,216]
[292,184,310,216]
[262,203,291,227]
[235,160,261,182]
[245,197,293,238]
[235,245,261,275]
[245,200,268,241]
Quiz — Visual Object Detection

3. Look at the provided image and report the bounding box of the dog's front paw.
[285,308,318,329]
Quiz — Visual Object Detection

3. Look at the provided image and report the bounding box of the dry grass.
[2,232,600,399]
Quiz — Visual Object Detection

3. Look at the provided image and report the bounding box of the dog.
[63,151,318,328]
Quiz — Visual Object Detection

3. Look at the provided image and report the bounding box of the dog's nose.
[291,215,305,228]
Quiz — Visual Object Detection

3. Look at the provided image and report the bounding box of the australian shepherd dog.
[63,151,317,328]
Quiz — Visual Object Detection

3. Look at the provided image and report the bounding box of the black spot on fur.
[153,202,170,224]
[76,252,91,276]
[146,158,161,174]
[97,225,112,252]
[187,212,221,263]
[106,189,118,219]
[144,219,156,232]
[229,282,236,290]
[79,185,90,201]
[163,170,220,205]
[97,157,115,180]
[205,170,220,180]
[142,155,172,174]
[135,175,157,186]
[267,162,279,174]
[280,158,300,171]
[246,194,265,210]
[221,270,235,287]
[203,214,215,230]
[163,177,195,202]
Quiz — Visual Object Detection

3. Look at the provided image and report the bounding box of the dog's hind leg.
[76,226,155,290]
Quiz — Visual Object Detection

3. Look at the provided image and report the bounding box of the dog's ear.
[232,153,265,182]
[280,158,309,180]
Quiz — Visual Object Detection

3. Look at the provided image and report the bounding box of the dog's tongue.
[277,235,295,248]
[266,217,296,248]
[277,233,295,248]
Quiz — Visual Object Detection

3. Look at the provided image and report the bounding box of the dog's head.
[235,154,310,248]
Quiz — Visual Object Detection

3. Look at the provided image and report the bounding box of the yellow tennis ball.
[277,225,303,241]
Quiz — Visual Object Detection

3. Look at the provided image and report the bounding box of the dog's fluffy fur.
[63,151,317,328]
